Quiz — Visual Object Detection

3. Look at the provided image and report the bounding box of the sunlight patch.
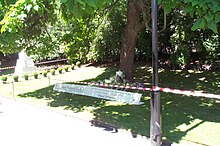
[198,77,206,81]
[105,101,127,106]
[176,119,203,132]
[181,121,220,146]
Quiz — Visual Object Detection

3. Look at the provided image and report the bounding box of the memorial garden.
[0,0,220,146]
[1,64,220,145]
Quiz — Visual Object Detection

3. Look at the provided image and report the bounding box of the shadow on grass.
[18,66,220,144]
[18,85,107,112]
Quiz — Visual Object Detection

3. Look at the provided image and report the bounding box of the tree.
[1,0,219,80]
[120,0,220,80]
[0,0,57,54]
[120,0,150,80]
[91,1,126,63]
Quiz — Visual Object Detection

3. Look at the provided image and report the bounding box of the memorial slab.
[14,50,37,76]
[53,83,143,105]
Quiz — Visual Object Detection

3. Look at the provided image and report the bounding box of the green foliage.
[1,75,8,82]
[169,10,192,68]
[89,1,126,63]
[60,0,113,18]
[71,64,75,70]
[0,0,58,54]
[57,67,63,74]
[170,49,189,68]
[136,30,152,61]
[168,10,220,67]
[202,34,220,63]
[13,75,19,82]
[33,72,38,79]
[64,65,69,72]
[42,70,47,77]
[23,73,29,80]
[0,0,219,70]
[50,69,56,75]
[75,61,81,67]
[0,0,57,33]
[160,0,220,33]
[25,19,67,62]
[61,17,95,64]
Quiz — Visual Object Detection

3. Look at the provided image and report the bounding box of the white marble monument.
[14,50,37,76]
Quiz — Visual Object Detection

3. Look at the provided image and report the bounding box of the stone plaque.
[53,83,143,105]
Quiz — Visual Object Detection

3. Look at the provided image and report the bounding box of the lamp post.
[150,0,162,145]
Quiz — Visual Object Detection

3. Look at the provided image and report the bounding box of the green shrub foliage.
[13,75,19,82]
[23,74,29,80]
[42,71,47,77]
[57,67,63,74]
[1,76,7,82]
[50,69,56,75]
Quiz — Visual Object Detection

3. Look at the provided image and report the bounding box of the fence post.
[11,82,15,98]
[48,76,51,86]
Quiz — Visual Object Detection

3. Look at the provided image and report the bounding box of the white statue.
[14,50,37,76]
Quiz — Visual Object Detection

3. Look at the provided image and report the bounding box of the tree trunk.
[119,0,146,81]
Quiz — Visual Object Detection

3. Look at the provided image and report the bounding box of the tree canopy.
[160,0,220,33]
[0,0,219,80]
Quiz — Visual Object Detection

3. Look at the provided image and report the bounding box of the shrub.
[1,76,7,83]
[50,69,56,75]
[57,67,63,74]
[64,65,69,72]
[76,61,81,67]
[71,64,75,70]
[13,75,19,82]
[33,72,38,79]
[42,70,47,77]
[23,73,29,80]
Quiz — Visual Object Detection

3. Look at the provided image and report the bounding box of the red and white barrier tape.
[50,78,220,100]
[0,66,15,71]
[157,87,220,100]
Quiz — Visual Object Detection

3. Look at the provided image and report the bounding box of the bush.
[57,67,63,74]
[13,75,19,82]
[76,61,81,67]
[1,76,7,83]
[50,69,56,75]
[42,70,47,77]
[33,72,38,79]
[23,73,29,80]
[71,64,75,70]
[64,65,69,72]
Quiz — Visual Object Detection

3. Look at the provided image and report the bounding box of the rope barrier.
[50,78,220,100]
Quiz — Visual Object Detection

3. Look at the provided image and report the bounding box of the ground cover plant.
[13,75,19,82]
[1,75,7,83]
[0,65,220,146]
[33,72,38,79]
[42,70,47,77]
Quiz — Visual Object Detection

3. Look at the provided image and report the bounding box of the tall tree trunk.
[120,0,147,81]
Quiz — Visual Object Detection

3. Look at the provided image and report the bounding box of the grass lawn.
[0,65,220,146]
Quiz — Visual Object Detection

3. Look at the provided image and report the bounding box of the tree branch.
[158,10,167,33]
